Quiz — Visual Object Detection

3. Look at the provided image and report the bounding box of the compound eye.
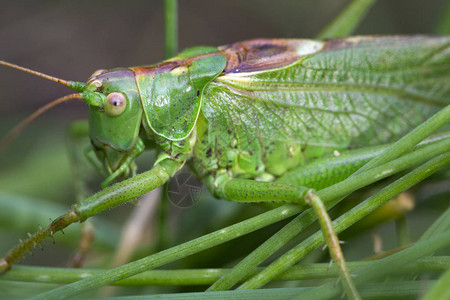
[105,92,127,117]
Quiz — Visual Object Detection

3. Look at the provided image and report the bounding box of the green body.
[1,0,450,296]
[86,36,448,191]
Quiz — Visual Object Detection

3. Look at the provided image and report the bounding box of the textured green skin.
[85,36,449,194]
[193,36,449,193]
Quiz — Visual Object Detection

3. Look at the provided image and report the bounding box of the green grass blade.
[297,231,450,300]
[423,267,450,300]
[22,122,450,298]
[316,0,377,38]
[164,0,178,58]
[76,281,437,300]
[29,205,302,299]
[208,136,449,291]
[353,105,450,176]
[238,152,450,290]
[2,257,448,286]
[435,1,450,34]
[419,205,450,242]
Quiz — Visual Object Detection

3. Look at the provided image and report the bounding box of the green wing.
[202,36,449,150]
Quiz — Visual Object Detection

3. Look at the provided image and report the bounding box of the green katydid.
[0,33,449,298]
[0,0,448,298]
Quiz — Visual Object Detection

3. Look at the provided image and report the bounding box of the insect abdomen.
[191,112,328,181]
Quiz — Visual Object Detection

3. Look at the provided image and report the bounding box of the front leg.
[100,138,145,188]
[0,156,182,273]
[211,175,360,299]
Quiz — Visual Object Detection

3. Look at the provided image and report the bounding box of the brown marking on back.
[219,39,307,73]
[130,52,223,76]
[130,61,180,76]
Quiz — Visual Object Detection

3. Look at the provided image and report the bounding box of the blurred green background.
[0,0,449,298]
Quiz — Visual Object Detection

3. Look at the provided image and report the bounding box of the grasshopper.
[0,1,449,299]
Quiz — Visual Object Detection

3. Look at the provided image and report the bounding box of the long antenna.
[0,93,82,152]
[0,60,73,88]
